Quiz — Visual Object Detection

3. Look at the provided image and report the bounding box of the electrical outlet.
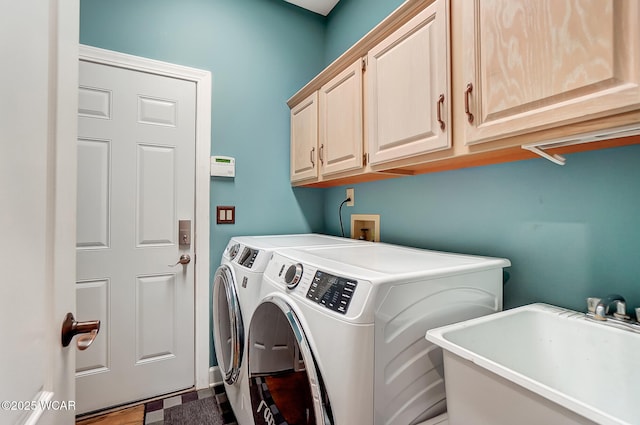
[346,188,354,206]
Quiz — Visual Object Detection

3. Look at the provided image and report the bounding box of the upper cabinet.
[288,0,640,187]
[290,59,364,185]
[461,0,640,145]
[319,59,364,176]
[290,92,319,183]
[367,0,450,165]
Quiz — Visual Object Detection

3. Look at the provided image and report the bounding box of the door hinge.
[361,56,367,72]
[363,153,368,166]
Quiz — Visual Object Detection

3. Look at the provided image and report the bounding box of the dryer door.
[248,296,334,425]
[212,265,244,385]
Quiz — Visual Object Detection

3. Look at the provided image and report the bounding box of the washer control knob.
[227,243,241,260]
[284,263,303,289]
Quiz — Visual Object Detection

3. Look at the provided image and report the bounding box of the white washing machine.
[248,243,510,425]
[212,234,365,425]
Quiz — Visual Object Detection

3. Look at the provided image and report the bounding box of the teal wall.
[323,0,640,312]
[324,146,640,312]
[80,0,326,366]
[325,0,404,64]
[80,0,640,369]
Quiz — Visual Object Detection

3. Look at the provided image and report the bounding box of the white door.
[1,1,79,424]
[76,60,196,414]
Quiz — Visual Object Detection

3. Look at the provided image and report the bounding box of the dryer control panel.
[265,251,374,322]
[238,247,259,268]
[306,270,357,315]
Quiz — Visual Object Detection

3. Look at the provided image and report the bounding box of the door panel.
[462,0,640,145]
[367,0,450,165]
[76,60,196,414]
[75,279,110,375]
[137,96,177,127]
[78,86,111,119]
[290,92,319,182]
[76,138,111,248]
[136,144,176,246]
[319,60,363,176]
[136,274,178,363]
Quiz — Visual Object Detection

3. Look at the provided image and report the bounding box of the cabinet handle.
[436,94,445,131]
[319,144,324,165]
[310,147,315,167]
[464,83,474,124]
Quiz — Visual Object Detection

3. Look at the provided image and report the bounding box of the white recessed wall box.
[210,156,235,177]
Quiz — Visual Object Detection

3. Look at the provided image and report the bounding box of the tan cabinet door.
[461,0,640,145]
[319,59,364,176]
[367,0,450,165]
[290,92,319,183]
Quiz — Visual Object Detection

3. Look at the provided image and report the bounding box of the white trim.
[79,45,212,390]
[23,391,54,425]
[51,2,80,423]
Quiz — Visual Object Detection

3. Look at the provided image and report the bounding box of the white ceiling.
[284,0,340,16]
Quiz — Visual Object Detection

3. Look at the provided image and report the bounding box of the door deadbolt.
[179,220,191,246]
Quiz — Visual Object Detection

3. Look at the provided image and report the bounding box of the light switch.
[216,206,235,224]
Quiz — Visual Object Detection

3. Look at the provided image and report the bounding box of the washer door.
[248,296,334,425]
[212,264,244,385]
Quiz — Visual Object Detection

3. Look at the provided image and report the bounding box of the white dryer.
[248,243,510,425]
[212,234,364,425]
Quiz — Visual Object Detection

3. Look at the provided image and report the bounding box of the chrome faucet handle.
[613,300,630,320]
[586,297,601,313]
[594,304,607,321]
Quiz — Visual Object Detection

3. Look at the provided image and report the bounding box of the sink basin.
[426,303,640,425]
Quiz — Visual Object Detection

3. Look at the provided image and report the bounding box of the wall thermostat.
[210,156,235,177]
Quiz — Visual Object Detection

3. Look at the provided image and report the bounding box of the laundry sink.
[426,303,640,425]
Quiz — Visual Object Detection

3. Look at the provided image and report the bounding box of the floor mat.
[163,397,223,425]
[144,387,236,425]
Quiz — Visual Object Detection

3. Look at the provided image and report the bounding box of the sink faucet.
[594,294,627,321]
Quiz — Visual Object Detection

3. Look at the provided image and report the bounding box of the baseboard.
[210,366,224,388]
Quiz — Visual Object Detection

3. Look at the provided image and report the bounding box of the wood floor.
[76,405,144,425]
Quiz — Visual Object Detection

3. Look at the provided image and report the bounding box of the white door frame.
[79,45,211,390]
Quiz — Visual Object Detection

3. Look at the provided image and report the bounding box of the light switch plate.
[216,206,235,224]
